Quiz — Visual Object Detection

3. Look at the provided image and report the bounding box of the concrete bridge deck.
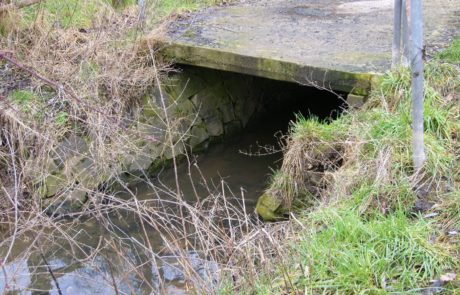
[155,0,459,95]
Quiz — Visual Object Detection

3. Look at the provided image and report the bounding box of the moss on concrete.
[255,193,283,221]
[156,41,376,95]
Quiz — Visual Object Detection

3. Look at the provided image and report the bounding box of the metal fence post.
[401,0,411,66]
[392,0,402,67]
[411,0,425,170]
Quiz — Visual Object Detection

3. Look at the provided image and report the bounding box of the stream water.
[0,84,344,294]
[0,110,290,295]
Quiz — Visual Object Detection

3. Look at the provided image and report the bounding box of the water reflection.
[1,121,283,295]
[1,93,332,294]
[1,245,221,294]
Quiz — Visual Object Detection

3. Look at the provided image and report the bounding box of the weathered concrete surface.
[155,0,460,94]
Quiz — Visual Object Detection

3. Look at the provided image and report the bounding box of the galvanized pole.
[392,0,402,67]
[401,0,411,66]
[410,0,425,170]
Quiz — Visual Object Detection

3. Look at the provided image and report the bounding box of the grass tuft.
[294,209,452,293]
[252,54,460,293]
[266,60,460,212]
[438,37,460,64]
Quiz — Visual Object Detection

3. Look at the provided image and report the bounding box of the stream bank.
[0,70,346,293]
[39,64,346,215]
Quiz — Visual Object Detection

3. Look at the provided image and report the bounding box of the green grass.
[279,61,459,200]
[438,37,460,64]
[19,0,225,29]
[225,202,457,294]
[22,0,112,29]
[155,0,224,15]
[55,111,69,126]
[8,89,47,122]
[249,57,460,293]
[294,209,452,293]
[9,89,36,105]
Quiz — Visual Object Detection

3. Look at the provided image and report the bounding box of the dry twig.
[0,0,42,13]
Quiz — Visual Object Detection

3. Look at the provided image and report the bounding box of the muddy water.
[0,81,345,294]
[0,108,298,295]
[138,117,285,207]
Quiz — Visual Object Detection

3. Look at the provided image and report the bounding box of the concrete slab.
[155,0,459,94]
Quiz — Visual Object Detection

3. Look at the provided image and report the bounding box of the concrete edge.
[154,39,381,96]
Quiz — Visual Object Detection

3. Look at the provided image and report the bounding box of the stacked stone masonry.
[40,66,270,213]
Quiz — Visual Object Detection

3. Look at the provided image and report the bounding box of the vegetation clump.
[258,59,460,218]
[249,40,460,293]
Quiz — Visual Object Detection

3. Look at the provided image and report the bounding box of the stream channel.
[0,82,344,294]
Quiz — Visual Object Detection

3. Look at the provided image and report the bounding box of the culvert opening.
[163,65,348,144]
[243,71,348,135]
[143,65,348,208]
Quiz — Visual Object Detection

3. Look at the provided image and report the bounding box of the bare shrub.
[0,2,296,294]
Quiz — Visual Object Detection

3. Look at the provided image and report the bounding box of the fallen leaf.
[447,230,458,236]
[440,273,456,282]
[423,212,439,218]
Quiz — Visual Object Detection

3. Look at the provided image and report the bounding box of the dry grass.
[0,1,160,206]
[0,1,294,294]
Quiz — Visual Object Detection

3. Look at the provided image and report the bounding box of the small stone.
[159,251,219,288]
[234,96,258,127]
[126,145,162,171]
[205,116,224,137]
[172,96,196,117]
[166,73,205,101]
[54,134,88,166]
[189,125,210,147]
[347,94,366,108]
[140,94,160,122]
[136,123,166,144]
[190,85,224,120]
[42,187,88,216]
[163,144,185,160]
[423,212,439,218]
[447,230,458,236]
[414,198,435,212]
[66,188,88,211]
[439,273,456,282]
[71,158,102,189]
[219,99,236,123]
[43,173,68,197]
[44,157,59,174]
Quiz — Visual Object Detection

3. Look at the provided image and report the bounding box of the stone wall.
[40,66,269,213]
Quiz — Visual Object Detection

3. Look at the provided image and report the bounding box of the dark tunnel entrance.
[244,71,348,133]
[171,64,348,143]
[146,65,348,207]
